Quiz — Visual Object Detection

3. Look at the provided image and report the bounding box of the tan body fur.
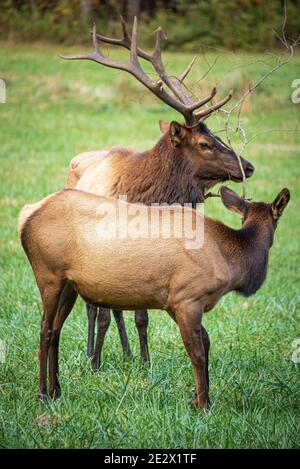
[20,190,228,313]
[19,186,289,408]
[66,150,109,190]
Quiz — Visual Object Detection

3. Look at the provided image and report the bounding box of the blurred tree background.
[0,0,299,51]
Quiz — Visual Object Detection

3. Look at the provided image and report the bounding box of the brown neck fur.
[212,218,273,297]
[108,133,206,207]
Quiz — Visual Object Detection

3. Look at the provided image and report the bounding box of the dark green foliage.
[0,0,299,51]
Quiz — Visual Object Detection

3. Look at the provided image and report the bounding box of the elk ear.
[159,120,170,134]
[169,121,186,147]
[220,186,246,216]
[271,188,290,220]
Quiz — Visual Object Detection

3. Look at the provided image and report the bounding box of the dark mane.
[236,252,269,297]
[109,132,205,207]
[235,224,270,297]
[213,220,271,298]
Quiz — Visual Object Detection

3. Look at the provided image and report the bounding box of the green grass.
[0,42,299,449]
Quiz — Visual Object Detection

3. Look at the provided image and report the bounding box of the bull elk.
[18,186,290,407]
[62,17,254,369]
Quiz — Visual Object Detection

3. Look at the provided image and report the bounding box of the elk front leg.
[91,307,111,371]
[86,303,97,357]
[135,309,150,364]
[176,306,209,410]
[201,325,210,392]
[112,310,132,358]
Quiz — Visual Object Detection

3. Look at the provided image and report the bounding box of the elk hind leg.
[135,309,150,364]
[86,303,98,357]
[113,309,132,358]
[48,282,78,398]
[38,278,64,400]
[91,307,111,371]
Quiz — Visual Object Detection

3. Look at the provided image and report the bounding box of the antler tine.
[120,15,131,44]
[148,25,213,111]
[95,15,149,61]
[60,23,107,62]
[186,86,217,113]
[130,16,139,65]
[150,25,193,104]
[60,22,98,61]
[153,26,167,59]
[92,23,101,56]
[92,15,131,49]
[197,86,217,106]
[195,90,233,121]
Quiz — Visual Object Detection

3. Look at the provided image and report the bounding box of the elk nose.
[245,162,255,178]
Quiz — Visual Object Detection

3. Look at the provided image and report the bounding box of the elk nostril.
[245,162,255,176]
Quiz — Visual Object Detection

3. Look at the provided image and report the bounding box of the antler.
[61,17,232,126]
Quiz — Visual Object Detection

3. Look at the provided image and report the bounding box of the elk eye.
[199,142,211,150]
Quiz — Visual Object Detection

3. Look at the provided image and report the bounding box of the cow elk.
[19,186,290,408]
[62,16,254,369]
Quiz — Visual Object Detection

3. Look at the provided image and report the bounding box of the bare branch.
[218,6,299,199]
[178,56,197,83]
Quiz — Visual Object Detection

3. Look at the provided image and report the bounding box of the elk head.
[220,185,290,256]
[164,120,254,186]
[61,16,254,189]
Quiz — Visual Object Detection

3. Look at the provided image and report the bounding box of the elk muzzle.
[227,155,255,182]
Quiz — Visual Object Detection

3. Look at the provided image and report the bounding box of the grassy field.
[0,41,299,449]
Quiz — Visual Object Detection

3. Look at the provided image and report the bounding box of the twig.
[220,4,299,198]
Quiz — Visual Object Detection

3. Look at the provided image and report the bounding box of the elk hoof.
[141,358,150,367]
[37,391,49,403]
[122,350,134,361]
[189,391,211,411]
[87,348,94,358]
[49,386,61,399]
[91,357,100,372]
